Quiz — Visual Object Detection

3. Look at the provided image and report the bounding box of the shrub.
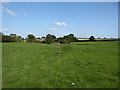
[89,36,95,41]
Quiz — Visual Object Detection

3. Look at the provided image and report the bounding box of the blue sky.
[1,2,118,38]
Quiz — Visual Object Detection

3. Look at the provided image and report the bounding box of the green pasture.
[2,41,118,88]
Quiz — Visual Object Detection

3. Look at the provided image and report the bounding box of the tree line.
[0,32,95,44]
[1,33,24,42]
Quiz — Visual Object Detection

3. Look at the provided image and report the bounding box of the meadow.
[2,41,118,88]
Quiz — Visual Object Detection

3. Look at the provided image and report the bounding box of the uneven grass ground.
[2,41,118,88]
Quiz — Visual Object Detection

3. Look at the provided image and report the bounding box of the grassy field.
[2,41,118,88]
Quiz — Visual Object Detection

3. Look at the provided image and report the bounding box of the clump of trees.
[56,37,69,44]
[63,34,77,43]
[56,34,77,44]
[1,33,23,42]
[44,34,77,44]
[1,32,97,44]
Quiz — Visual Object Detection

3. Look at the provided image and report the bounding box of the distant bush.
[63,34,77,43]
[46,34,56,44]
[2,35,17,42]
[27,34,35,42]
[56,37,70,44]
[1,33,23,42]
[89,36,95,41]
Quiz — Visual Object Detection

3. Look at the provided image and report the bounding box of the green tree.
[9,33,17,42]
[2,35,13,42]
[57,37,69,44]
[16,36,22,42]
[63,34,76,44]
[27,34,35,42]
[1,33,18,42]
[104,37,106,39]
[46,34,56,44]
[57,37,63,43]
[98,37,100,39]
[9,34,17,38]
[89,36,95,41]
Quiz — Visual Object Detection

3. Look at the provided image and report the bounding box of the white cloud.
[0,28,9,31]
[54,22,67,26]
[1,6,17,16]
[1,6,27,16]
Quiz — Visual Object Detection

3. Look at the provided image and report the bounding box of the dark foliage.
[27,34,35,42]
[46,34,56,44]
[89,36,95,41]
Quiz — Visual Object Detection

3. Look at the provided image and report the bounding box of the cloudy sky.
[1,2,118,38]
